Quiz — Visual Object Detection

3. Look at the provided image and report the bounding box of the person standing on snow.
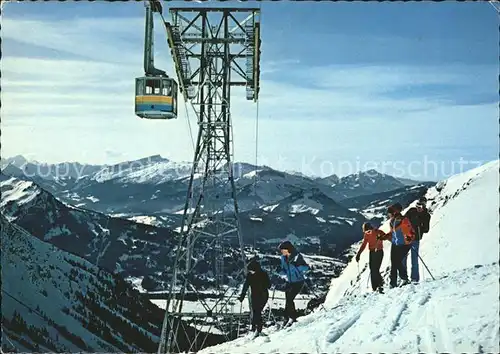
[278,241,309,327]
[355,222,386,293]
[238,258,271,338]
[378,203,414,288]
[402,196,431,283]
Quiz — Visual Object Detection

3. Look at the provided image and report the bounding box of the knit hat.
[393,203,403,212]
[247,258,261,272]
[362,222,374,232]
[416,196,427,207]
[387,203,402,215]
[278,240,295,253]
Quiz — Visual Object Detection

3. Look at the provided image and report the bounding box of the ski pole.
[417,253,435,280]
[305,278,327,312]
[268,286,276,323]
[237,301,243,337]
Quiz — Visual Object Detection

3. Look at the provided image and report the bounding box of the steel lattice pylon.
[157,7,261,354]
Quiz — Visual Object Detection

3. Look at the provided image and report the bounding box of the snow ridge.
[198,160,500,353]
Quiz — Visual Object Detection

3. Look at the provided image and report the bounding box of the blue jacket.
[390,218,405,245]
[279,252,309,283]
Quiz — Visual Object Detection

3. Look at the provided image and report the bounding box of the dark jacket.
[404,207,431,240]
[240,262,271,302]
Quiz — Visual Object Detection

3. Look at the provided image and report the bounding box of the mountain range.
[1,154,439,352]
[1,154,426,218]
[0,173,256,292]
[1,155,432,257]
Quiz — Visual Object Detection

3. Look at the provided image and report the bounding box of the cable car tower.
[151,4,261,354]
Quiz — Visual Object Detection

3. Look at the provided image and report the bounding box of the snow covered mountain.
[0,155,30,169]
[2,155,425,218]
[1,175,342,293]
[1,154,191,185]
[1,215,227,353]
[196,159,500,353]
[1,214,163,352]
[396,176,424,186]
[1,174,175,272]
[340,182,434,220]
[0,175,246,292]
[1,155,103,184]
[239,187,365,256]
[87,155,192,185]
[315,173,340,186]
[318,169,418,200]
[121,185,369,257]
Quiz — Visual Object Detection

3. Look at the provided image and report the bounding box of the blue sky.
[2,1,498,180]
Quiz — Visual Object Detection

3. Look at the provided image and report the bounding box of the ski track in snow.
[198,160,500,354]
[323,309,362,345]
[202,263,498,353]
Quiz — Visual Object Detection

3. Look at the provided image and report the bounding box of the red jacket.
[357,229,385,256]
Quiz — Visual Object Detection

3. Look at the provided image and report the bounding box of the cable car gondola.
[135,0,178,120]
[135,76,178,119]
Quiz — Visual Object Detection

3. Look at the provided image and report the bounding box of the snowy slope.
[197,160,500,353]
[89,155,192,184]
[0,175,177,273]
[1,214,163,353]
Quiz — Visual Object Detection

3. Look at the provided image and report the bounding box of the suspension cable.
[253,98,260,197]
[154,5,196,154]
[252,2,262,198]
[183,96,196,153]
[489,1,500,13]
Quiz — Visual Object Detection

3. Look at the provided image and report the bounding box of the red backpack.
[399,217,416,244]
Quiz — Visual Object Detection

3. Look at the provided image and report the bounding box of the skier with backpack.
[238,258,271,338]
[378,203,414,288]
[355,222,386,293]
[402,196,431,283]
[277,241,309,328]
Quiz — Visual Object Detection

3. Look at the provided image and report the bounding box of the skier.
[378,203,414,288]
[355,222,385,293]
[238,258,271,338]
[402,196,431,283]
[278,241,309,328]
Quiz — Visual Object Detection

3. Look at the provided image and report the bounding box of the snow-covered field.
[198,160,500,353]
